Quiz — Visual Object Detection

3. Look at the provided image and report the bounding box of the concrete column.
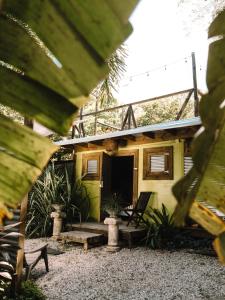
[51,205,66,240]
[104,217,121,252]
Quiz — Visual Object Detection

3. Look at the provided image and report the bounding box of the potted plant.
[102,193,123,218]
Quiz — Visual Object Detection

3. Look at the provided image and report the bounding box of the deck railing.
[72,52,199,138]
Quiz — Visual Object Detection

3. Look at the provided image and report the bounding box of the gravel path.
[26,239,225,300]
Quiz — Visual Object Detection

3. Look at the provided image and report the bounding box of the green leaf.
[52,0,133,60]
[0,14,83,100]
[0,0,137,210]
[173,8,225,262]
[208,9,225,38]
[0,115,57,207]
[0,66,80,135]
[106,0,139,24]
[0,114,57,167]
[2,0,110,94]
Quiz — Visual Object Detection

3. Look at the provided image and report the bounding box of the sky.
[114,0,212,104]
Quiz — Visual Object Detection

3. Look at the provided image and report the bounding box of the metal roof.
[55,117,201,146]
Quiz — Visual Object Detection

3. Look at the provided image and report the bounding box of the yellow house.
[56,117,201,222]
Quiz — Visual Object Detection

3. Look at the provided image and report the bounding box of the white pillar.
[104,217,121,252]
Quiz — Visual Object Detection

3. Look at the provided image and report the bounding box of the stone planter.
[104,217,121,252]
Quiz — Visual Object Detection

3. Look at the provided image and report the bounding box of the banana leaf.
[0,0,138,210]
[173,9,225,263]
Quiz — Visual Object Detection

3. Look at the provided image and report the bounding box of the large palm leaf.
[0,0,139,209]
[173,9,225,263]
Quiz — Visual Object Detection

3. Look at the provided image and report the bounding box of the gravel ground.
[25,239,225,300]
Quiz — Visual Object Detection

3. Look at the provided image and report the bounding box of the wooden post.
[191,52,199,116]
[16,196,28,288]
[15,118,33,286]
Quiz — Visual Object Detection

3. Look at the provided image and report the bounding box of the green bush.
[145,204,176,249]
[4,280,46,300]
[144,204,214,250]
[26,163,90,238]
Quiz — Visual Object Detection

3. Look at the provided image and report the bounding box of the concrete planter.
[104,217,121,252]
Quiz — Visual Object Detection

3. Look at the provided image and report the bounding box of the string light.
[121,55,192,85]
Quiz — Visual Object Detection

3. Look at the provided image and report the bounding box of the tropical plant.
[102,193,124,217]
[0,0,137,214]
[172,8,225,263]
[92,45,128,107]
[26,163,90,237]
[3,280,46,300]
[144,204,175,249]
[0,222,21,299]
[137,98,193,127]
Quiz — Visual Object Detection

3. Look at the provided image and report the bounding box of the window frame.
[143,146,173,180]
[82,153,101,180]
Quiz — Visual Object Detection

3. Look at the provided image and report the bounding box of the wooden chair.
[23,243,49,280]
[123,192,152,228]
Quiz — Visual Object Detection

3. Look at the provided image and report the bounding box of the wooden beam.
[142,132,155,139]
[176,89,194,120]
[122,135,136,141]
[88,140,103,146]
[192,52,199,116]
[97,121,120,131]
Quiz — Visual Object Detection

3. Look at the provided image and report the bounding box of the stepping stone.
[60,231,104,251]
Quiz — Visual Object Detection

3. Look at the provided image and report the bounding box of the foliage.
[102,193,124,217]
[0,222,21,299]
[4,280,46,300]
[144,204,214,251]
[172,8,225,263]
[92,45,127,107]
[0,0,136,212]
[0,104,23,125]
[26,163,90,238]
[144,204,175,249]
[137,98,193,126]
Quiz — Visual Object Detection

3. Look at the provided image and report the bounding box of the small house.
[56,117,201,222]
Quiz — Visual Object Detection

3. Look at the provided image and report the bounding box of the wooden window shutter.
[143,146,173,180]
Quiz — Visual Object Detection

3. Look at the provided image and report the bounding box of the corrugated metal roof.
[55,117,201,146]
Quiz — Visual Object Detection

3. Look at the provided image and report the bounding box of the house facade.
[56,117,201,222]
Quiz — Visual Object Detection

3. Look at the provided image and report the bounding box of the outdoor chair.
[23,243,49,280]
[122,192,152,228]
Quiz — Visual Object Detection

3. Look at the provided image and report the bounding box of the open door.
[100,152,112,219]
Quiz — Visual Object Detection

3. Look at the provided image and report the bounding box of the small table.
[60,231,104,251]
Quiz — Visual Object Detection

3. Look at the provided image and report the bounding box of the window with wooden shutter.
[82,153,101,180]
[143,146,173,180]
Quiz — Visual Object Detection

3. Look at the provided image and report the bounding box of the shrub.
[144,204,214,250]
[4,280,46,300]
[0,222,21,299]
[145,204,176,249]
[26,163,90,238]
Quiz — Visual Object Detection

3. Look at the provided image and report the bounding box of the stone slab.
[60,231,104,250]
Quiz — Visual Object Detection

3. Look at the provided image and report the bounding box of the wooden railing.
[71,52,199,138]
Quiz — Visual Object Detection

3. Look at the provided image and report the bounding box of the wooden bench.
[60,231,104,251]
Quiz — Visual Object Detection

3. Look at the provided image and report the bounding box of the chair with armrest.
[23,243,49,280]
[123,192,152,228]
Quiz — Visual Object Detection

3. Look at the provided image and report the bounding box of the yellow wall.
[129,139,184,214]
[76,150,102,221]
[75,139,184,219]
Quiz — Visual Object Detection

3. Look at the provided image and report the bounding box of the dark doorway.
[111,156,134,207]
